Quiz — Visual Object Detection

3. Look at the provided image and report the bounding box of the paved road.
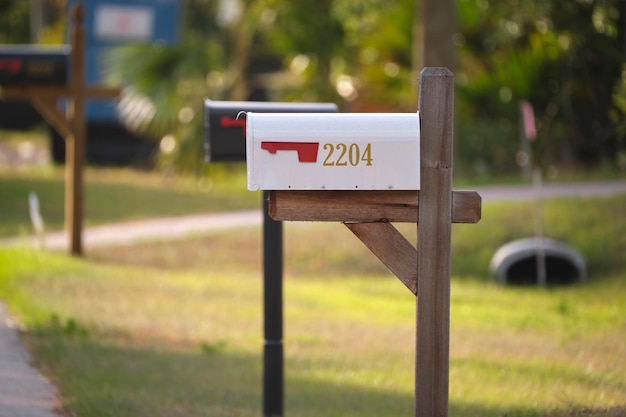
[3,180,626,251]
[473,180,626,202]
[2,210,263,251]
[1,179,625,417]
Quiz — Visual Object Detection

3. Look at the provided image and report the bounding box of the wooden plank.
[85,85,121,99]
[345,222,418,294]
[2,84,119,100]
[415,67,454,417]
[2,85,70,98]
[452,190,481,224]
[269,190,480,224]
[31,97,73,138]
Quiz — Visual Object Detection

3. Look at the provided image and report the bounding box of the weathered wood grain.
[344,222,418,294]
[415,67,454,417]
[268,190,480,224]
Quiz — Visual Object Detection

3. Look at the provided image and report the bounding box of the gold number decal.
[335,143,348,166]
[323,143,335,166]
[348,143,359,166]
[361,143,373,166]
[322,143,373,167]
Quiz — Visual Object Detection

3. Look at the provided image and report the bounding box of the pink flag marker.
[520,100,537,141]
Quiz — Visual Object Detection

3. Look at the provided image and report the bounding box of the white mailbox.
[246,113,420,190]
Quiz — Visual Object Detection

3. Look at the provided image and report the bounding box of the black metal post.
[263,190,283,417]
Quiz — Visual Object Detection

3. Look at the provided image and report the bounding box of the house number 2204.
[322,143,373,167]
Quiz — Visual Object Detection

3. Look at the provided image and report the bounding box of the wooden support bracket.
[345,222,418,294]
[31,96,73,138]
[268,189,480,295]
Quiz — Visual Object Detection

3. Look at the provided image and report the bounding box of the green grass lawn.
[0,186,625,416]
[0,164,259,238]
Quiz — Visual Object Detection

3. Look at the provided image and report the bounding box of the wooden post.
[66,3,86,256]
[415,67,454,417]
[1,4,120,256]
[421,1,456,71]
[258,68,480,416]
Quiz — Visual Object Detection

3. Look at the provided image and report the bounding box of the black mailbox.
[0,45,70,85]
[204,100,338,162]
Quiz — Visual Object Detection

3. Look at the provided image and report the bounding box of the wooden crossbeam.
[2,84,120,100]
[268,190,481,224]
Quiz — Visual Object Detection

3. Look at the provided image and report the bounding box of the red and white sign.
[246,113,420,190]
[95,5,154,41]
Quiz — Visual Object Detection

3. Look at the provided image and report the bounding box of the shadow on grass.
[25,318,622,417]
[88,224,393,278]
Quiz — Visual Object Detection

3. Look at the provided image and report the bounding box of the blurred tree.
[100,0,624,175]
[420,0,456,70]
[455,0,625,175]
[0,0,66,44]
[103,0,279,173]
[0,0,31,43]
[553,0,625,166]
[265,0,345,104]
[267,0,456,112]
[337,0,417,111]
[31,0,66,44]
[268,0,418,111]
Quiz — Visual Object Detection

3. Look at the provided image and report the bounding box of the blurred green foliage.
[1,0,624,177]
[101,0,426,173]
[0,0,30,43]
[456,0,626,177]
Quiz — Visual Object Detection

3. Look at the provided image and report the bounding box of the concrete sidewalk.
[0,304,61,417]
[1,209,263,251]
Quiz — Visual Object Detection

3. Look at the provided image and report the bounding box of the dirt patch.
[0,136,50,166]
